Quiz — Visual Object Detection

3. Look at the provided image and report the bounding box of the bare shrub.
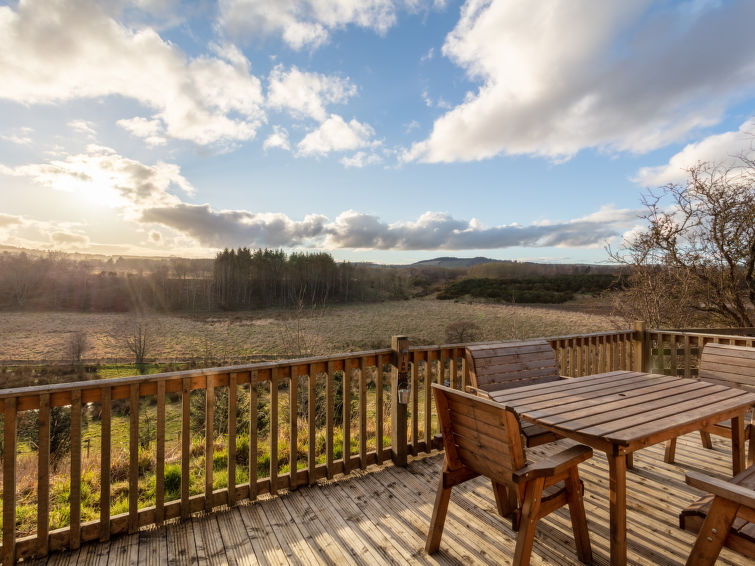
[116,316,162,373]
[445,320,480,343]
[67,330,88,365]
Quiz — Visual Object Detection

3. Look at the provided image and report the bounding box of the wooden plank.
[283,488,359,566]
[128,384,138,535]
[424,360,432,448]
[180,377,191,520]
[37,392,50,556]
[205,376,215,512]
[307,365,316,485]
[249,371,258,500]
[156,380,165,523]
[410,357,418,456]
[99,387,111,542]
[270,367,278,495]
[376,354,384,464]
[359,357,367,469]
[228,372,237,505]
[289,372,298,489]
[343,364,351,475]
[326,361,335,478]
[3,398,17,566]
[70,389,82,549]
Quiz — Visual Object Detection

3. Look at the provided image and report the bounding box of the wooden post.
[391,335,409,468]
[633,321,648,372]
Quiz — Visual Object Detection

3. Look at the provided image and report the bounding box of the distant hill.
[410,256,498,269]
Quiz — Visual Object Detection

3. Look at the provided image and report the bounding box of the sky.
[1,0,755,265]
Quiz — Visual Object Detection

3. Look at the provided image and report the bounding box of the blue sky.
[1,0,755,264]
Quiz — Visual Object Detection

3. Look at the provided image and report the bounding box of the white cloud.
[0,0,264,146]
[0,213,24,229]
[267,65,357,122]
[0,127,34,146]
[219,0,399,50]
[635,118,755,186]
[141,205,330,248]
[406,0,755,163]
[68,120,97,136]
[297,114,376,156]
[263,126,292,151]
[0,212,91,250]
[116,117,167,146]
[0,145,193,215]
[340,151,382,168]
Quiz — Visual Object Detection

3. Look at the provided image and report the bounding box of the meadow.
[0,297,621,362]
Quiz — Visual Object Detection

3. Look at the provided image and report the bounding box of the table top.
[488,370,755,454]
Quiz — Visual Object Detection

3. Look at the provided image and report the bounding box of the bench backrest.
[465,340,561,393]
[432,383,526,486]
[700,343,755,393]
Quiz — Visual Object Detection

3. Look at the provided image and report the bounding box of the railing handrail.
[0,348,395,400]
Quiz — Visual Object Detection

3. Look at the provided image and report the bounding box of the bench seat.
[680,465,755,563]
[665,343,755,466]
[465,340,564,447]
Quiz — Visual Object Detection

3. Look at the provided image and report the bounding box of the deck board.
[44,432,747,565]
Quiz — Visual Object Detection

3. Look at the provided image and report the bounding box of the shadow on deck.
[39,432,744,566]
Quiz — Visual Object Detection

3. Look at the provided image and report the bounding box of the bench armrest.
[513,444,593,483]
[686,470,755,509]
[464,385,490,398]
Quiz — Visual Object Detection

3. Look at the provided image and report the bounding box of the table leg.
[732,414,745,475]
[608,450,627,566]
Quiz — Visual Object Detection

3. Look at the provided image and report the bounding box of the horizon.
[2,1,755,265]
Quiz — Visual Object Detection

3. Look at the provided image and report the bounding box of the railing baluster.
[128,384,138,534]
[99,387,111,542]
[156,380,165,523]
[205,375,214,511]
[570,339,578,377]
[37,393,50,556]
[70,389,82,549]
[359,357,367,470]
[307,365,316,485]
[228,372,237,505]
[289,371,298,488]
[684,335,691,378]
[342,365,351,474]
[249,370,258,499]
[451,349,459,390]
[670,334,678,376]
[461,350,469,390]
[326,361,334,478]
[181,377,191,519]
[424,358,431,452]
[270,367,278,494]
[411,356,418,456]
[376,354,384,464]
[3,398,16,566]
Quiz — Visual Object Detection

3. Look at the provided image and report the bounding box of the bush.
[164,463,181,500]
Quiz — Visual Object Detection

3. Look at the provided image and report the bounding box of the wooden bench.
[665,343,755,465]
[465,340,564,447]
[426,384,593,566]
[680,466,755,564]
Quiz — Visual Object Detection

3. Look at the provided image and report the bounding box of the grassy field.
[0,297,621,362]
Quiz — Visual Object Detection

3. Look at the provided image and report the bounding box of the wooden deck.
[34,432,748,566]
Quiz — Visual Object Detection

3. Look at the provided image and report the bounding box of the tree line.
[0,248,411,312]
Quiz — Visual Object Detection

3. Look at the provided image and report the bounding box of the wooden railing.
[642,328,755,378]
[0,327,646,563]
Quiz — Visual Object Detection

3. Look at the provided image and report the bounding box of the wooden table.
[488,370,755,566]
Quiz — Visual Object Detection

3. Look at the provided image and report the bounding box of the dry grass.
[0,298,622,361]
